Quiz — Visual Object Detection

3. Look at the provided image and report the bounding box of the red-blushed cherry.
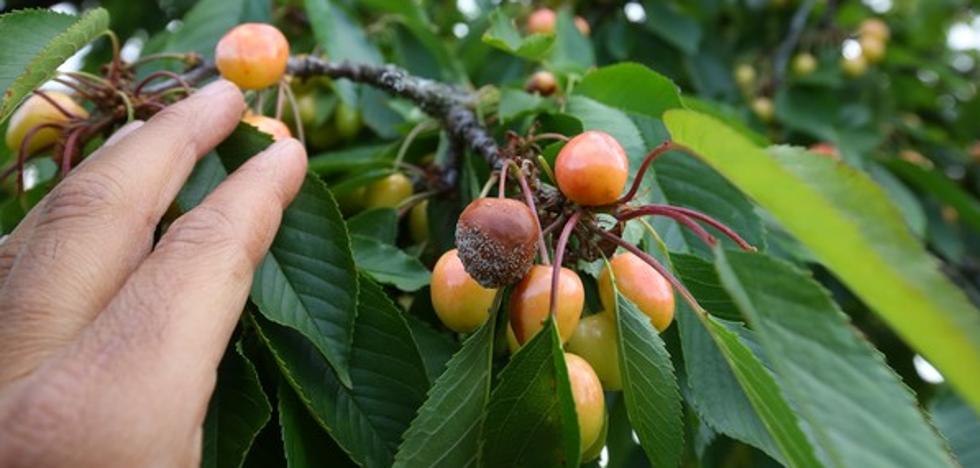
[509,265,584,344]
[555,130,629,206]
[599,252,675,332]
[430,249,497,333]
[215,23,289,90]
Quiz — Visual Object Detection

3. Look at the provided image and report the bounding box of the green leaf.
[253,174,359,387]
[481,9,555,61]
[202,342,272,468]
[404,314,460,384]
[278,382,356,468]
[715,250,956,468]
[576,63,682,119]
[674,254,812,465]
[614,295,683,468]
[0,8,109,122]
[664,109,980,413]
[498,88,552,124]
[930,387,980,468]
[641,1,701,55]
[351,234,430,292]
[481,319,580,467]
[394,306,497,467]
[150,0,269,60]
[884,158,980,234]
[548,9,594,73]
[565,95,646,162]
[305,0,382,104]
[254,275,429,468]
[347,208,398,244]
[307,143,395,175]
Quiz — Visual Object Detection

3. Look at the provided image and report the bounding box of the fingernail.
[195,79,237,97]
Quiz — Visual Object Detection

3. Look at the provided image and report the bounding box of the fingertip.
[259,138,308,206]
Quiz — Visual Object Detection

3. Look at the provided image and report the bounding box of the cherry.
[565,352,605,454]
[5,92,88,154]
[364,173,413,210]
[215,23,289,90]
[555,130,629,206]
[599,252,675,332]
[430,249,497,333]
[751,97,774,123]
[565,312,621,390]
[859,36,886,63]
[859,18,890,42]
[526,8,589,36]
[526,70,558,96]
[334,101,362,141]
[792,52,817,76]
[242,114,292,141]
[409,199,429,243]
[455,198,540,288]
[509,265,584,344]
[841,55,868,78]
[734,63,756,89]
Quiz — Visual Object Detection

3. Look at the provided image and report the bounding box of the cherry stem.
[663,205,755,251]
[52,78,97,100]
[274,81,286,121]
[133,70,190,96]
[32,90,81,120]
[497,162,509,198]
[280,80,305,144]
[618,205,718,248]
[616,140,676,204]
[14,123,65,192]
[530,132,569,143]
[549,210,582,319]
[59,127,85,176]
[541,215,566,237]
[593,227,704,314]
[510,160,550,265]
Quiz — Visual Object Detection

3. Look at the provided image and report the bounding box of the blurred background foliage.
[1,0,979,466]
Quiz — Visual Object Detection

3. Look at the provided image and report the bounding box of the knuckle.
[0,374,81,464]
[38,169,126,227]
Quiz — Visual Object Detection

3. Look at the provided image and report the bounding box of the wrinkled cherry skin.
[509,265,584,344]
[242,114,292,141]
[215,23,290,90]
[599,252,675,331]
[565,353,605,453]
[364,173,413,209]
[5,92,88,154]
[566,312,621,390]
[456,198,539,288]
[555,131,629,206]
[431,249,497,333]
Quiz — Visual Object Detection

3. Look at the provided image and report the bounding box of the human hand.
[0,80,307,466]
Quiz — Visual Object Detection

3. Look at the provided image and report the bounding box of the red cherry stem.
[616,140,676,204]
[497,161,509,198]
[617,205,718,248]
[13,122,66,192]
[133,70,191,97]
[32,90,81,120]
[549,210,582,319]
[58,127,85,177]
[593,227,703,314]
[510,160,550,265]
[664,205,755,251]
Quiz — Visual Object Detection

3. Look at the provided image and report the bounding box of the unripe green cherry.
[409,199,429,243]
[751,97,775,123]
[565,353,605,454]
[859,35,886,63]
[734,63,756,88]
[364,173,413,210]
[841,55,868,77]
[792,52,817,76]
[431,249,497,333]
[334,101,362,140]
[566,312,622,390]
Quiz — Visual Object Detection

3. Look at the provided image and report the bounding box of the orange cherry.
[565,353,605,453]
[242,114,292,141]
[573,16,590,36]
[526,70,558,96]
[509,265,584,344]
[555,131,629,206]
[527,8,557,34]
[215,23,290,90]
[599,252,675,331]
[431,249,497,333]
